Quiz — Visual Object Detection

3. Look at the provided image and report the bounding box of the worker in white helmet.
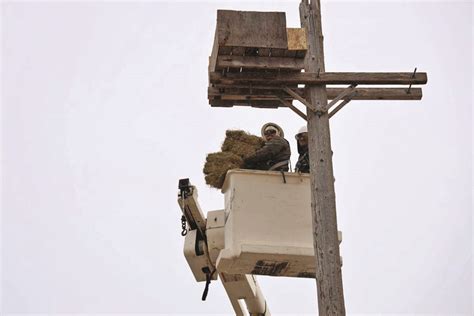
[244,122,291,171]
[295,125,310,173]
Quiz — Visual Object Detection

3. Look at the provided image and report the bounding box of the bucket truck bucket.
[216,169,341,278]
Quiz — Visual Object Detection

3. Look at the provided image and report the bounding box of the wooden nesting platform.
[208,10,307,108]
[207,10,426,110]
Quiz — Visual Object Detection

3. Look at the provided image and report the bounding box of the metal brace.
[407,67,417,94]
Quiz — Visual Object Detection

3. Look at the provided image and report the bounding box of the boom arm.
[220,272,269,316]
[177,178,270,315]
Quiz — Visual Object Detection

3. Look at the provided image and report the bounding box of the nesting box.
[216,170,330,278]
[208,10,307,109]
[214,10,288,50]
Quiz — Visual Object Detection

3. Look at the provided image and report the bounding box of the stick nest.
[203,130,264,189]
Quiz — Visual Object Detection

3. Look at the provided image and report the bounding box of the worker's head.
[295,125,308,147]
[261,122,284,141]
[263,127,278,141]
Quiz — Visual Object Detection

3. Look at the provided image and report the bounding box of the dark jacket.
[295,142,310,173]
[244,136,291,171]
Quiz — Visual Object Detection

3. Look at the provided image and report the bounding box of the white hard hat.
[295,125,308,139]
[296,125,308,137]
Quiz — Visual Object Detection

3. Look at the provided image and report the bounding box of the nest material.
[203,130,264,189]
[203,152,243,189]
[221,130,265,159]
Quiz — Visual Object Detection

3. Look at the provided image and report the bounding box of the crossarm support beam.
[329,98,352,119]
[327,84,357,110]
[277,97,308,121]
[283,87,316,112]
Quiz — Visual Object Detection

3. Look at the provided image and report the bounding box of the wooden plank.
[287,28,307,50]
[216,55,304,70]
[286,28,306,58]
[209,87,283,98]
[210,94,293,101]
[209,99,281,108]
[209,99,234,107]
[217,10,288,48]
[209,71,428,85]
[208,86,423,100]
[209,31,220,73]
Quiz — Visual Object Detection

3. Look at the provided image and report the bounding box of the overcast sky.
[2,0,472,315]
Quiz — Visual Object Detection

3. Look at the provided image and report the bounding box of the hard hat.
[297,125,308,134]
[261,122,284,138]
[295,125,308,139]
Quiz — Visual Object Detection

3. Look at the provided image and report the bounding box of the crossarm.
[209,71,427,85]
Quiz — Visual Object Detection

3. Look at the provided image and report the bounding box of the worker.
[243,122,291,171]
[295,125,310,173]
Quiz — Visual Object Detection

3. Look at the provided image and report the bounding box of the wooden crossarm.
[209,71,428,85]
[208,86,423,101]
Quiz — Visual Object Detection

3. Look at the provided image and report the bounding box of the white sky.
[1,0,472,315]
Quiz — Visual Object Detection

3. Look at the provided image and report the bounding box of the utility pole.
[300,0,345,314]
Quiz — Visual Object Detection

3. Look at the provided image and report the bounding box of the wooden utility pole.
[300,0,345,314]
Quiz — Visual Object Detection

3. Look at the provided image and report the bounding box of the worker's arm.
[243,139,282,168]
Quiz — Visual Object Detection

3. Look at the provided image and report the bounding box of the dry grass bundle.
[203,130,264,189]
[221,130,265,159]
[203,152,243,189]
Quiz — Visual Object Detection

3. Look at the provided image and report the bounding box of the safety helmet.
[295,125,308,139]
[261,122,284,138]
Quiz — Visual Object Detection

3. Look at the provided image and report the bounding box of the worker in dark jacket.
[295,125,310,173]
[244,122,291,171]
